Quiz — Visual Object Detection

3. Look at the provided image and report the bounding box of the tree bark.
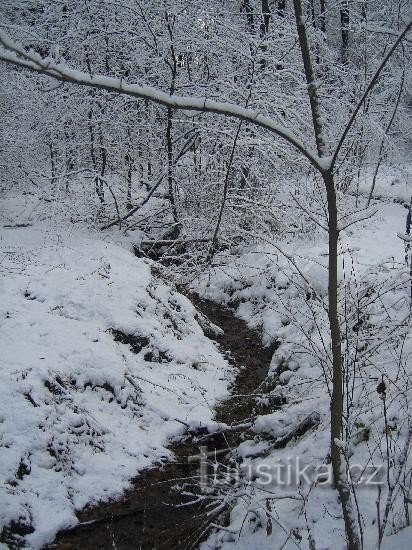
[88,106,104,204]
[241,0,255,32]
[293,1,360,547]
[165,12,180,231]
[323,170,360,550]
[261,0,270,35]
[319,0,326,34]
[166,106,179,226]
[49,140,56,188]
[340,0,350,65]
[293,0,326,156]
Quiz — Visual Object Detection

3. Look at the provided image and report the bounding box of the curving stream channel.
[47,294,277,550]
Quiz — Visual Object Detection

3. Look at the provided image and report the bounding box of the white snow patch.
[0,195,232,548]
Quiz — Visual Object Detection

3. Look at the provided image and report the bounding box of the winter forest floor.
[48,295,276,550]
[1,168,412,550]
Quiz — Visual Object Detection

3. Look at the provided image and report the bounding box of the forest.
[0,1,411,549]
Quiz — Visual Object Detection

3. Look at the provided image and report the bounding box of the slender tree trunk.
[137,131,144,189]
[261,0,270,35]
[165,13,180,232]
[49,141,56,188]
[324,170,360,550]
[293,1,360,547]
[319,0,326,34]
[340,0,350,65]
[405,196,412,303]
[367,61,405,206]
[208,120,243,262]
[308,0,316,28]
[166,106,178,225]
[98,124,106,202]
[126,153,133,211]
[64,122,74,179]
[259,0,270,71]
[125,126,134,210]
[293,0,326,155]
[88,106,104,204]
[241,0,255,32]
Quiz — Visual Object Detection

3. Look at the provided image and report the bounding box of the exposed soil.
[45,294,277,550]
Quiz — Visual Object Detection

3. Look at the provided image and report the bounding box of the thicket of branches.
[1,0,410,258]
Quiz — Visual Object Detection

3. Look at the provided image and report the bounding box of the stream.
[48,294,277,550]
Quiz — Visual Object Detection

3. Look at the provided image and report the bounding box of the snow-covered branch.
[338,207,379,231]
[289,192,328,231]
[0,30,322,170]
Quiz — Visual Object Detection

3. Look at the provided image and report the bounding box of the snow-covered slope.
[192,198,412,549]
[0,195,231,548]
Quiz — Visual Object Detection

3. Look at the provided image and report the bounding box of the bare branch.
[289,192,328,231]
[331,22,412,169]
[338,207,378,231]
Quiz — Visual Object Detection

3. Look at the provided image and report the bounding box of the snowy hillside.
[0,194,231,548]
[192,196,412,549]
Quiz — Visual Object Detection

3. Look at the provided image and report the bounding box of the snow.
[0,194,232,548]
[381,526,412,549]
[192,182,412,549]
[356,163,411,204]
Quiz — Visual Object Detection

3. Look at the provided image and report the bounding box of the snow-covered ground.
[1,167,411,550]
[0,194,232,548]
[192,181,412,549]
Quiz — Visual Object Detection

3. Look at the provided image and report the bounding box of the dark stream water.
[48,294,276,550]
